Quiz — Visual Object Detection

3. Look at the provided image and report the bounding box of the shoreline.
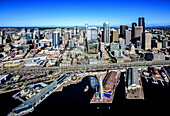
[0,88,20,94]
[55,76,85,92]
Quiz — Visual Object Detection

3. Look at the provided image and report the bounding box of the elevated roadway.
[1,60,170,75]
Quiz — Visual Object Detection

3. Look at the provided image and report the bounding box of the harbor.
[4,65,170,115]
[0,70,170,116]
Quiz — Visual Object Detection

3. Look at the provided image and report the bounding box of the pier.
[9,73,70,116]
[90,70,121,103]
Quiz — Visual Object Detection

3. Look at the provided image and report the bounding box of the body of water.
[0,73,170,116]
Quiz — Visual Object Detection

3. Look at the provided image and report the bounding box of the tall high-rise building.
[63,30,72,43]
[142,32,152,50]
[138,17,145,33]
[52,31,60,49]
[120,25,127,38]
[124,28,131,45]
[103,22,110,44]
[85,23,88,34]
[87,27,97,41]
[134,26,143,42]
[110,29,119,42]
[132,22,137,41]
[33,28,40,40]
[74,26,79,36]
[119,38,125,50]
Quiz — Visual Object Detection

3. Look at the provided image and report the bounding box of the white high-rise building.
[33,28,40,40]
[85,23,88,34]
[87,27,97,41]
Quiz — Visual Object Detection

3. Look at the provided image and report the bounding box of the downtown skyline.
[0,0,170,27]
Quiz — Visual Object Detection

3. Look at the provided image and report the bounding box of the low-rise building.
[88,58,98,64]
[0,74,9,84]
[125,68,144,99]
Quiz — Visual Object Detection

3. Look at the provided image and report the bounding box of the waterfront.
[0,73,170,116]
[0,90,21,116]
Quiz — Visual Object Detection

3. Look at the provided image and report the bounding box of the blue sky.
[0,0,170,27]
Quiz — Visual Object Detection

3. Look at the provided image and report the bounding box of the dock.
[125,68,144,99]
[90,70,121,103]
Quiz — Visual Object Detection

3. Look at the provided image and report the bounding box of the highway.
[1,60,170,74]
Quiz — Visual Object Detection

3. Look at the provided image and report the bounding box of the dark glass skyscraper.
[138,17,145,33]
[132,22,137,38]
[120,25,127,38]
[52,31,60,49]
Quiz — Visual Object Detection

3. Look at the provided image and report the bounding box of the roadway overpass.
[1,60,170,75]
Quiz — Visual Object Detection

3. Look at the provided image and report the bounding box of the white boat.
[84,85,89,92]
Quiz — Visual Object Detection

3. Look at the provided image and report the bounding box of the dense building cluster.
[0,17,170,78]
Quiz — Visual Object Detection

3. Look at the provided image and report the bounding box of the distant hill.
[0,25,170,29]
[146,25,170,29]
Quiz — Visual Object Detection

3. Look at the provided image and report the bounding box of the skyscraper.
[103,22,110,44]
[132,22,137,41]
[74,26,79,36]
[120,25,127,38]
[138,17,145,33]
[110,29,119,43]
[52,31,60,49]
[87,27,97,41]
[33,28,40,40]
[134,26,143,42]
[142,32,152,50]
[85,23,88,34]
[124,28,131,45]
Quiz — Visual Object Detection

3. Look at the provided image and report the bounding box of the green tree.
[2,88,7,91]
[71,60,73,65]
[111,59,117,63]
[48,71,53,75]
